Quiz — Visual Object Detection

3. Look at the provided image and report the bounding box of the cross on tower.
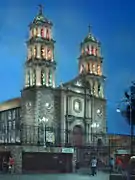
[38,4,43,15]
[88,24,92,34]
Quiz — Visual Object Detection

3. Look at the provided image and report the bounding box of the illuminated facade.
[0,6,107,173]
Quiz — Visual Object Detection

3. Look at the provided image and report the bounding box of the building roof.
[0,98,21,112]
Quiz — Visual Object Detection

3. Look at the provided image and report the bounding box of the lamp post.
[39,117,48,147]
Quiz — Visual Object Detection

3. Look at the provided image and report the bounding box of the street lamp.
[39,117,48,147]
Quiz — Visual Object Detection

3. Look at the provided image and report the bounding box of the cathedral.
[0,6,107,173]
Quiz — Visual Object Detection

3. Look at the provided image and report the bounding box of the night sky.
[0,0,135,134]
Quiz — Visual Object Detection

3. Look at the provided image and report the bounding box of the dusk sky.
[0,0,135,134]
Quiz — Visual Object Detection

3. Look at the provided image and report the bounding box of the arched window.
[91,46,94,55]
[41,28,44,37]
[97,64,101,75]
[47,48,51,60]
[32,69,36,86]
[41,69,46,85]
[46,29,49,39]
[41,46,45,58]
[33,46,37,58]
[48,69,52,86]
[33,28,36,36]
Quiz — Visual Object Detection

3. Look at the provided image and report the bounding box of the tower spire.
[38,4,43,15]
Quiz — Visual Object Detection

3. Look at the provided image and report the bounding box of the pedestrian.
[110,157,114,173]
[8,156,15,174]
[91,157,97,176]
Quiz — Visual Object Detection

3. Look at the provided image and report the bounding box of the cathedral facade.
[0,6,107,173]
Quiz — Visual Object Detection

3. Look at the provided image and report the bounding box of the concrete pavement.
[0,172,109,180]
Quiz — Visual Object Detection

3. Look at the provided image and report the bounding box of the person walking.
[91,157,97,176]
[110,157,114,173]
[8,156,15,174]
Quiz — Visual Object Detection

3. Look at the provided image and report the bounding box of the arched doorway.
[72,125,83,147]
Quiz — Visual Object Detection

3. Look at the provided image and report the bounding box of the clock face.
[73,100,82,113]
[97,106,103,117]
[45,102,53,110]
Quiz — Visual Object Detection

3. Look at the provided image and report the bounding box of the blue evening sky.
[0,0,135,134]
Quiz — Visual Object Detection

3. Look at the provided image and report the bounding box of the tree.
[122,84,135,125]
[121,82,135,154]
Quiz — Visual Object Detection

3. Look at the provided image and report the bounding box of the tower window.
[33,28,36,36]
[33,46,37,58]
[41,69,46,85]
[97,64,101,75]
[32,69,36,86]
[46,29,49,40]
[41,46,45,58]
[92,63,95,74]
[41,28,44,37]
[91,46,94,55]
[47,48,51,60]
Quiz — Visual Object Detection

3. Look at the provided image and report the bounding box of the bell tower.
[78,25,104,98]
[24,5,56,89]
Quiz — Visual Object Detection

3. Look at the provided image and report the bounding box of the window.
[91,46,94,55]
[33,46,37,57]
[97,64,101,75]
[33,28,36,36]
[47,48,51,60]
[41,69,46,85]
[12,110,16,119]
[32,69,36,86]
[13,121,16,130]
[46,29,49,39]
[41,28,44,37]
[93,63,95,74]
[41,46,45,58]
[73,100,82,113]
[8,111,12,120]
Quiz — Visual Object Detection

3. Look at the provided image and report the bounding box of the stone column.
[37,44,41,59]
[30,68,33,86]
[44,27,46,38]
[52,69,55,88]
[46,68,49,86]
[36,66,41,86]
[37,27,41,37]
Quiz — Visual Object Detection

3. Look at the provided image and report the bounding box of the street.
[0,172,109,180]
